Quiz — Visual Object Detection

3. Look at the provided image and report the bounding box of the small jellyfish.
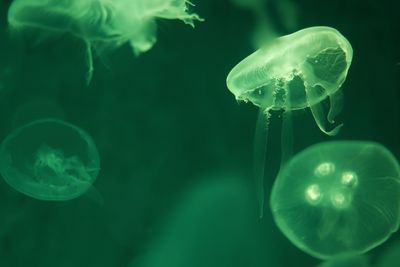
[7,0,203,83]
[226,26,352,215]
[270,141,400,259]
[0,118,100,201]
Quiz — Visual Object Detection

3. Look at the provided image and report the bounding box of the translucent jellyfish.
[226,26,353,215]
[270,141,400,259]
[7,0,203,83]
[0,118,100,201]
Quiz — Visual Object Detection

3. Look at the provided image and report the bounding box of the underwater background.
[0,0,399,266]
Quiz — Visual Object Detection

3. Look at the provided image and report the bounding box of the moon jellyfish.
[226,26,353,216]
[270,141,400,259]
[7,0,203,83]
[0,119,100,201]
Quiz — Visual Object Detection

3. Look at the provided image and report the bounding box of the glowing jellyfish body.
[270,141,400,259]
[7,0,202,82]
[226,26,352,216]
[0,119,100,201]
[227,26,352,134]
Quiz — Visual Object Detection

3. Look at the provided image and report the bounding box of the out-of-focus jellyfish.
[270,141,400,259]
[318,254,370,267]
[226,26,353,216]
[240,0,278,49]
[229,0,298,49]
[0,118,100,201]
[129,174,275,267]
[7,0,203,83]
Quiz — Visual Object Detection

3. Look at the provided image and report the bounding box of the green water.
[0,0,399,266]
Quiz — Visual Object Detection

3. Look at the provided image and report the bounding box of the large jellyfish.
[0,118,100,201]
[226,26,353,215]
[270,141,400,259]
[7,0,203,83]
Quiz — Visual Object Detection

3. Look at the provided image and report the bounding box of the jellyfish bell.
[226,26,353,216]
[270,141,400,259]
[0,118,100,201]
[227,26,353,134]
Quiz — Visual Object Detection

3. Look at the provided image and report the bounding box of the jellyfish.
[270,141,400,259]
[226,26,353,215]
[129,175,274,267]
[7,0,203,83]
[229,0,278,48]
[229,0,299,48]
[0,118,100,201]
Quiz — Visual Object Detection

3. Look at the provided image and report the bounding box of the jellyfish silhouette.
[0,119,100,201]
[226,26,353,216]
[7,0,203,83]
[270,141,400,259]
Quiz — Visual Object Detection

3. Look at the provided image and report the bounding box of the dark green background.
[0,0,399,266]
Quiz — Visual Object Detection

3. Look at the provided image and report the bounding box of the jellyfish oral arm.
[327,90,344,124]
[84,40,94,85]
[306,87,343,136]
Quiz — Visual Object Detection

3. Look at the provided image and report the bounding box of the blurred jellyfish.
[7,0,203,83]
[130,174,275,267]
[0,118,100,201]
[226,26,353,216]
[229,0,299,48]
[270,141,400,259]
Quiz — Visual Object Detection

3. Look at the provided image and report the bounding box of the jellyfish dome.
[226,26,353,135]
[0,119,100,201]
[270,141,400,259]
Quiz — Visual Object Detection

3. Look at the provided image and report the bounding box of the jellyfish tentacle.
[254,108,271,218]
[280,82,294,167]
[281,110,293,168]
[327,90,344,124]
[84,40,94,85]
[306,86,343,136]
